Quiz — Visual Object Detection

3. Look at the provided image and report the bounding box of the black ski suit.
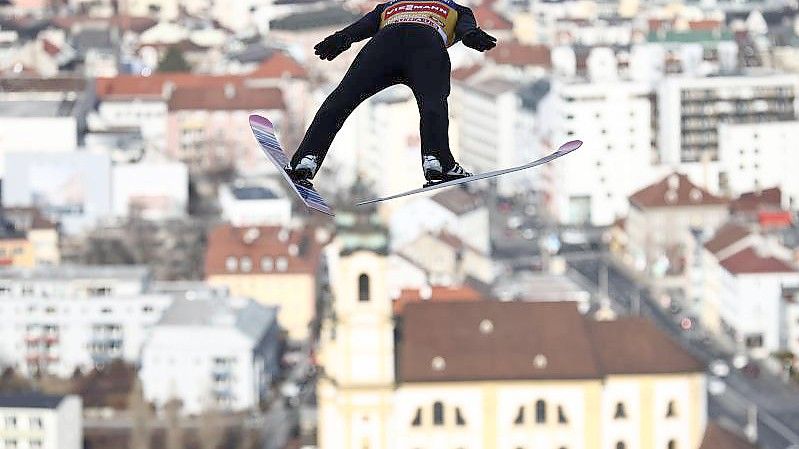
[290,0,487,174]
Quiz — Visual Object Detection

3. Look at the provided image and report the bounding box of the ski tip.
[558,139,583,154]
[249,114,272,127]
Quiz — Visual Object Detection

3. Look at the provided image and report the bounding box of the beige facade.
[318,241,708,449]
[207,273,314,341]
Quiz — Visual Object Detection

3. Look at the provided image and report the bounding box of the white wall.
[0,117,77,176]
[140,326,257,414]
[537,80,660,225]
[717,121,799,207]
[112,162,189,219]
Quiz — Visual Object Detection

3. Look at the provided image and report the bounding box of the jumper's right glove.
[461,28,497,52]
[314,32,352,60]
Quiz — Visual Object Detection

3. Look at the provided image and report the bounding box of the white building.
[536,78,660,225]
[0,266,173,377]
[112,161,189,220]
[3,151,112,235]
[389,188,490,254]
[0,393,82,449]
[219,179,292,226]
[455,76,537,195]
[717,241,799,357]
[717,121,799,208]
[139,296,281,414]
[657,74,799,189]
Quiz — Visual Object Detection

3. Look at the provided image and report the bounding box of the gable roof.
[393,285,483,314]
[730,187,782,214]
[250,51,308,79]
[472,4,512,30]
[629,173,727,209]
[96,74,244,99]
[167,85,284,111]
[0,393,65,409]
[719,247,796,275]
[204,224,322,277]
[703,222,751,255]
[398,301,703,382]
[486,42,551,68]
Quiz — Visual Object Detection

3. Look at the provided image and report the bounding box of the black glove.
[461,28,497,52]
[314,32,352,60]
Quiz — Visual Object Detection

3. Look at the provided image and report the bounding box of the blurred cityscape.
[1,0,799,448]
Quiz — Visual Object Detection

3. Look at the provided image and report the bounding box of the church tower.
[317,208,395,449]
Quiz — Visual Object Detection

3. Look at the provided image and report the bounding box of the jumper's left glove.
[461,28,497,52]
[314,32,352,61]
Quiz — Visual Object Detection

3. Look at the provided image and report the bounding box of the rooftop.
[168,85,284,111]
[629,173,728,209]
[231,186,280,201]
[0,100,76,118]
[719,247,797,275]
[486,42,551,68]
[392,285,484,315]
[270,6,361,31]
[158,297,278,342]
[0,265,150,281]
[399,301,704,382]
[0,393,65,409]
[204,225,323,276]
[703,222,751,255]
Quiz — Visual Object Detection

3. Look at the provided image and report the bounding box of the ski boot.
[422,155,472,188]
[285,155,318,189]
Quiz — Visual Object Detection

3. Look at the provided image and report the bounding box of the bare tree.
[164,398,183,449]
[129,378,151,449]
[198,396,224,449]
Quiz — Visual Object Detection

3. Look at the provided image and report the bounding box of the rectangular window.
[29,417,43,429]
[5,416,17,428]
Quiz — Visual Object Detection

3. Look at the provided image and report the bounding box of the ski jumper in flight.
[286,0,497,187]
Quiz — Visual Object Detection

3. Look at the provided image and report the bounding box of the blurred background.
[1,0,799,448]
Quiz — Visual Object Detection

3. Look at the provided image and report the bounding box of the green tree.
[158,47,190,73]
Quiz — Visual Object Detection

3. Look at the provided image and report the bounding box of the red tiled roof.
[96,74,246,99]
[487,42,551,68]
[473,4,512,30]
[399,301,703,382]
[703,222,751,255]
[629,173,727,209]
[730,187,781,214]
[204,225,323,277]
[250,51,308,79]
[451,64,482,81]
[42,39,60,56]
[393,285,483,314]
[720,247,796,275]
[168,85,284,111]
[689,19,723,31]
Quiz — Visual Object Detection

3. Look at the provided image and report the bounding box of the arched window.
[514,406,524,425]
[535,399,546,423]
[358,274,370,302]
[616,442,626,449]
[433,401,444,425]
[666,400,677,418]
[557,405,568,424]
[614,402,627,419]
[455,407,466,426]
[411,407,422,426]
